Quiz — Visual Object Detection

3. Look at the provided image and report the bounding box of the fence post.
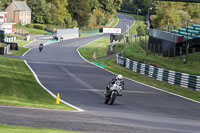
[186,44,189,63]
[168,47,170,57]
[180,47,182,59]
[150,43,153,55]
[174,47,176,60]
[193,48,196,61]
[146,42,148,56]
[158,44,160,56]
[153,44,156,55]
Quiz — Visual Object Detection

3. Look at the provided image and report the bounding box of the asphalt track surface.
[1,14,200,133]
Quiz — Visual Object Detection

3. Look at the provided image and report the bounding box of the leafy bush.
[46,24,67,30]
[33,24,47,30]
[26,24,34,28]
[26,24,47,30]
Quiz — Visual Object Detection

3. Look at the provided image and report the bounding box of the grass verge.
[11,40,30,56]
[78,37,200,102]
[79,37,110,59]
[0,56,74,110]
[0,124,82,133]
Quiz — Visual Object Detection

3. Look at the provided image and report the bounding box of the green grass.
[114,40,200,76]
[11,40,30,56]
[0,56,74,110]
[79,37,110,59]
[79,32,99,37]
[78,37,200,102]
[0,124,82,133]
[14,25,47,35]
[118,12,146,34]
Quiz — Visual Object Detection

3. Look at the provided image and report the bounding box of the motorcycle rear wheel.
[104,95,110,104]
[109,93,117,105]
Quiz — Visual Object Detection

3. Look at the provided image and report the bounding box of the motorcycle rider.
[105,74,125,96]
[39,43,43,52]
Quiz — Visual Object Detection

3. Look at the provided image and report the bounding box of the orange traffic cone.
[56,93,60,104]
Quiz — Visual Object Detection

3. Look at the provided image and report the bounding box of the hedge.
[26,24,46,30]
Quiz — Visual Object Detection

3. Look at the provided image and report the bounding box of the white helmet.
[116,74,123,81]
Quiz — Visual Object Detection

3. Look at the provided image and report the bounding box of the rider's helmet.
[116,74,123,82]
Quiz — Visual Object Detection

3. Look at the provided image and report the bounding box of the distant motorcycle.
[104,81,122,105]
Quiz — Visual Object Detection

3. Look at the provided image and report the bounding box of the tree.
[48,0,76,27]
[68,0,91,27]
[27,0,51,24]
[98,0,122,25]
[90,0,99,12]
[94,8,104,25]
[121,0,136,11]
[0,1,2,7]
[0,0,11,9]
[138,25,146,36]
[153,2,182,28]
[184,3,200,19]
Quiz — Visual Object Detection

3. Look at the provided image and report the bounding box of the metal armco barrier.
[116,55,200,90]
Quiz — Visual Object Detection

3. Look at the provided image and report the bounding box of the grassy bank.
[0,124,82,133]
[78,37,200,102]
[113,41,200,76]
[79,37,110,59]
[0,56,74,110]
[13,25,47,35]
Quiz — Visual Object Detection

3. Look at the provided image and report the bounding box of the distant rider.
[39,43,43,52]
[105,74,125,96]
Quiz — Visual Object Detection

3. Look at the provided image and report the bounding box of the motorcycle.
[104,81,122,105]
[39,46,43,52]
[39,44,43,52]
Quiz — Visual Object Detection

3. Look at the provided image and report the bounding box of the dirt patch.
[0,43,7,47]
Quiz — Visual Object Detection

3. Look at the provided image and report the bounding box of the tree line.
[0,0,122,28]
[121,0,200,28]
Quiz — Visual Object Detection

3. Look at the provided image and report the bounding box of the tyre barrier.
[116,55,200,91]
[0,44,10,55]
